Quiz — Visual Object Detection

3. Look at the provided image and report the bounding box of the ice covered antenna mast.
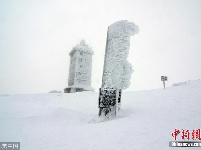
[98,20,139,118]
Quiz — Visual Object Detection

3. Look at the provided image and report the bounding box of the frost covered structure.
[64,40,94,93]
[99,20,139,117]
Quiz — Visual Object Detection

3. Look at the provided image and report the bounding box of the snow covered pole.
[98,20,139,118]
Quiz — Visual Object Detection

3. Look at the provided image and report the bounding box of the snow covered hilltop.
[0,80,201,150]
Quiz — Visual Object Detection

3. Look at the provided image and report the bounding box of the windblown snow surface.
[0,80,201,150]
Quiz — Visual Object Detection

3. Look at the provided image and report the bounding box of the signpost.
[98,20,139,118]
[98,88,122,116]
[161,76,168,89]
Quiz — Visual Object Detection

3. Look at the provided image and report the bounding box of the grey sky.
[0,0,201,94]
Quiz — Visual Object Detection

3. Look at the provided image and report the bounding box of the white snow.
[0,80,201,150]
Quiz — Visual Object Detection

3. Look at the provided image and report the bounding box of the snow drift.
[0,80,201,150]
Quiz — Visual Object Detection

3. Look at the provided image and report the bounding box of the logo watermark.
[0,142,20,150]
[169,141,201,147]
[171,128,201,140]
[170,128,201,147]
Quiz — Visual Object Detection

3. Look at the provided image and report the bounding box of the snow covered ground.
[0,80,201,150]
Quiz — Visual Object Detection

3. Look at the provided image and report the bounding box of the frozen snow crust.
[0,80,201,150]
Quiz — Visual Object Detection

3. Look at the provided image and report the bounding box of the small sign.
[99,88,117,108]
[98,88,122,116]
[161,76,167,81]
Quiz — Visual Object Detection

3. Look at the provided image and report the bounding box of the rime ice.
[99,20,139,117]
[102,20,139,89]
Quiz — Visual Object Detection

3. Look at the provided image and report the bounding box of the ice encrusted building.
[64,40,94,93]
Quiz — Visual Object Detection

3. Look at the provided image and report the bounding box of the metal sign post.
[161,76,168,89]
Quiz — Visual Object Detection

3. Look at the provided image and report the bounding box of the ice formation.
[102,20,139,89]
[99,20,139,117]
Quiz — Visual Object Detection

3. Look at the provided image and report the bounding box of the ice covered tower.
[64,40,94,93]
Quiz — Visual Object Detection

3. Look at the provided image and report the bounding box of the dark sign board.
[161,76,168,81]
[99,88,121,108]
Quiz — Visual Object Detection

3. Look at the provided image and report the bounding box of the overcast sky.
[0,0,201,94]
